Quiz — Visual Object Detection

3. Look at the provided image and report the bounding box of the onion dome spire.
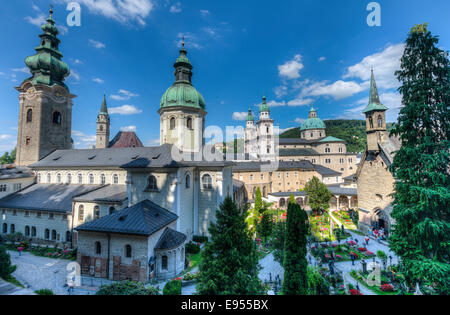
[24,6,70,89]
[260,95,270,112]
[363,69,388,113]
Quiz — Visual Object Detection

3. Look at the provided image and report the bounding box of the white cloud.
[120,125,137,132]
[57,0,154,26]
[110,89,139,101]
[274,85,288,98]
[73,59,83,65]
[278,54,304,79]
[25,13,46,27]
[147,138,160,146]
[92,77,104,84]
[69,69,80,82]
[318,56,326,62]
[11,67,29,74]
[71,130,96,148]
[89,39,106,49]
[343,43,404,90]
[287,98,314,107]
[294,118,305,124]
[170,2,181,13]
[232,112,248,121]
[109,105,142,115]
[176,32,203,50]
[0,135,12,140]
[301,80,367,100]
[200,9,210,16]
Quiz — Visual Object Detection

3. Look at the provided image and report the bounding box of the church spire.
[363,69,388,113]
[260,94,270,112]
[24,6,70,89]
[97,93,110,149]
[173,36,193,84]
[100,92,108,115]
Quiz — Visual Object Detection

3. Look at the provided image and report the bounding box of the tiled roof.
[73,185,127,203]
[233,160,316,172]
[109,131,144,148]
[278,148,319,157]
[0,166,34,180]
[313,165,342,176]
[0,184,103,213]
[278,138,316,145]
[319,136,345,143]
[75,199,178,236]
[154,228,187,250]
[270,186,356,197]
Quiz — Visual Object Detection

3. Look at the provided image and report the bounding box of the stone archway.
[296,198,303,207]
[279,198,286,208]
[370,208,391,231]
[339,196,349,209]
[330,196,337,210]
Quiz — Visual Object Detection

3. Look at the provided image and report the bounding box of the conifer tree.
[257,210,273,243]
[254,187,263,213]
[283,202,308,295]
[197,197,263,295]
[389,23,450,294]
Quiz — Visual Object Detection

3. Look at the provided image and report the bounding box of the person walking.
[365,235,370,246]
[350,252,356,266]
[18,246,23,256]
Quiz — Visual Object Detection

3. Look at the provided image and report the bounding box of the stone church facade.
[356,70,401,233]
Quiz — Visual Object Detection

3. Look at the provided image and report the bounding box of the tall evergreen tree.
[283,202,308,295]
[257,210,273,243]
[197,197,263,295]
[254,187,263,213]
[305,176,332,214]
[389,23,450,294]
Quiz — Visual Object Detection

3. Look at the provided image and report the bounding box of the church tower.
[159,39,206,153]
[96,93,110,149]
[244,106,257,157]
[15,8,75,166]
[257,96,275,159]
[363,70,388,152]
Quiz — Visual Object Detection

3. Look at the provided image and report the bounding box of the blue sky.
[0,0,449,153]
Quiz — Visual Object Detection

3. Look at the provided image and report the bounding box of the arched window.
[94,206,100,220]
[378,115,383,127]
[56,173,62,183]
[113,174,119,184]
[162,255,168,270]
[187,117,193,130]
[263,186,267,197]
[47,173,51,183]
[51,230,57,240]
[2,223,7,234]
[45,229,50,239]
[202,174,212,190]
[147,175,158,191]
[125,245,132,258]
[37,173,41,183]
[25,226,30,236]
[369,116,374,128]
[170,117,176,130]
[67,173,72,184]
[109,207,116,215]
[52,111,62,125]
[185,174,191,189]
[100,125,103,132]
[78,205,84,222]
[100,174,106,185]
[325,148,330,153]
[26,109,33,123]
[89,174,94,184]
[95,241,102,255]
[78,174,83,184]
[10,224,15,234]
[32,227,37,237]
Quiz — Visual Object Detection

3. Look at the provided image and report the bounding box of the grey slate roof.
[279,138,316,145]
[278,148,319,157]
[75,199,178,236]
[379,135,401,167]
[73,185,127,203]
[234,160,316,172]
[0,184,103,213]
[313,165,342,176]
[0,166,34,180]
[154,228,187,250]
[31,144,177,169]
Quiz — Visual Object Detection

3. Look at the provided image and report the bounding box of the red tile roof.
[108,131,144,148]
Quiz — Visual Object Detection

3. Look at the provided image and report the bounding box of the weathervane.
[49,3,54,18]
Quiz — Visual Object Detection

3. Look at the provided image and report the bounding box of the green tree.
[272,220,286,265]
[283,202,308,295]
[0,149,15,165]
[257,210,273,243]
[389,24,450,294]
[254,187,262,213]
[305,176,332,214]
[96,280,160,295]
[0,246,13,279]
[197,197,263,295]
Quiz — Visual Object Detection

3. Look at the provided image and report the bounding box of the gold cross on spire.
[49,4,54,18]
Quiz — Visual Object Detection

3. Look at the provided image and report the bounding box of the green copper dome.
[260,95,270,112]
[24,8,70,90]
[247,106,254,122]
[300,107,326,131]
[160,41,205,110]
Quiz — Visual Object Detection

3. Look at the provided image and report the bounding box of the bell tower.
[96,93,110,149]
[363,70,388,152]
[15,7,75,166]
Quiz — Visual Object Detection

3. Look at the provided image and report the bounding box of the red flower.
[325,254,331,259]
[380,284,394,292]
[336,255,342,259]
[358,247,367,252]
[350,289,363,296]
[364,251,375,256]
[350,252,358,258]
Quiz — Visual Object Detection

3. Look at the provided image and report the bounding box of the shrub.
[96,281,160,295]
[163,279,182,295]
[376,250,387,261]
[35,289,54,295]
[192,235,208,244]
[0,246,13,279]
[182,273,198,281]
[380,284,394,292]
[350,289,363,295]
[185,242,201,254]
